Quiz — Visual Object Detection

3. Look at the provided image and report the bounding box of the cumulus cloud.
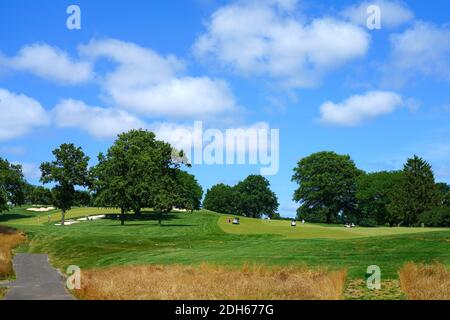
[0,88,49,141]
[193,0,370,88]
[52,99,147,139]
[319,91,404,126]
[341,0,414,29]
[79,38,237,118]
[389,22,450,81]
[0,43,92,84]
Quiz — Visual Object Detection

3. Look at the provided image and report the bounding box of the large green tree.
[435,183,450,206]
[355,171,404,226]
[235,175,278,218]
[174,170,203,212]
[445,191,450,207]
[40,144,91,226]
[390,155,437,226]
[0,158,27,207]
[292,151,361,223]
[203,184,238,215]
[73,190,92,207]
[419,206,450,227]
[93,129,181,225]
[29,186,54,205]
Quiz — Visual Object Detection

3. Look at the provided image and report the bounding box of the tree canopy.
[235,175,278,218]
[203,183,238,215]
[0,157,27,209]
[355,171,404,226]
[203,175,278,218]
[390,155,437,226]
[24,185,53,205]
[174,170,203,212]
[92,129,182,225]
[292,151,361,223]
[40,143,91,225]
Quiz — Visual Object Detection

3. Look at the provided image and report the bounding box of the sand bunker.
[27,207,55,212]
[54,220,80,226]
[77,215,106,221]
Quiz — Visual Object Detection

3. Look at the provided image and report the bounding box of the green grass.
[1,206,449,280]
[218,215,448,239]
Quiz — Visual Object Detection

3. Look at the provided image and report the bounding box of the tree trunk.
[158,211,162,226]
[326,212,331,224]
[121,208,125,226]
[134,207,142,216]
[61,210,66,226]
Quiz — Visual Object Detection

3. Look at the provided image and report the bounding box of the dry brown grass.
[75,264,347,300]
[0,226,26,278]
[399,262,450,300]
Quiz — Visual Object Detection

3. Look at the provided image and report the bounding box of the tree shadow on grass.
[104,211,180,223]
[0,213,31,222]
[0,225,20,234]
[159,224,196,227]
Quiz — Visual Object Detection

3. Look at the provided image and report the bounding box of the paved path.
[4,253,74,300]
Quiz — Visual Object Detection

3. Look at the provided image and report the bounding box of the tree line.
[203,175,279,219]
[2,132,449,228]
[292,151,450,227]
[1,130,203,226]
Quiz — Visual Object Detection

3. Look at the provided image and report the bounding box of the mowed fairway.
[218,216,448,239]
[1,207,449,280]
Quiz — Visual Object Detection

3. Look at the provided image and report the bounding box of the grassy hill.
[1,206,449,280]
[218,215,447,239]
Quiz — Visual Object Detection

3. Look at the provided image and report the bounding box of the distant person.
[302,219,305,224]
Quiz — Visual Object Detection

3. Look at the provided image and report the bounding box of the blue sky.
[1,0,450,217]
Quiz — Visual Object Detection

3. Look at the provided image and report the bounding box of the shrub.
[419,206,450,227]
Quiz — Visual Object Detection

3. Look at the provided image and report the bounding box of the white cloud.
[0,43,92,84]
[52,99,147,139]
[389,22,450,81]
[0,88,49,141]
[193,1,370,88]
[319,91,404,126]
[79,38,237,117]
[18,163,41,181]
[342,0,414,29]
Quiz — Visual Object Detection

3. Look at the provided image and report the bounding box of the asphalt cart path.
[5,253,74,300]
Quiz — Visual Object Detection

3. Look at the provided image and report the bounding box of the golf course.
[1,205,449,300]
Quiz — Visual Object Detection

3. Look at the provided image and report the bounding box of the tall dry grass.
[399,262,450,300]
[0,226,26,278]
[75,264,347,300]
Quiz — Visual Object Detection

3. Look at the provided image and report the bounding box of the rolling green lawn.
[218,215,448,239]
[1,206,449,280]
